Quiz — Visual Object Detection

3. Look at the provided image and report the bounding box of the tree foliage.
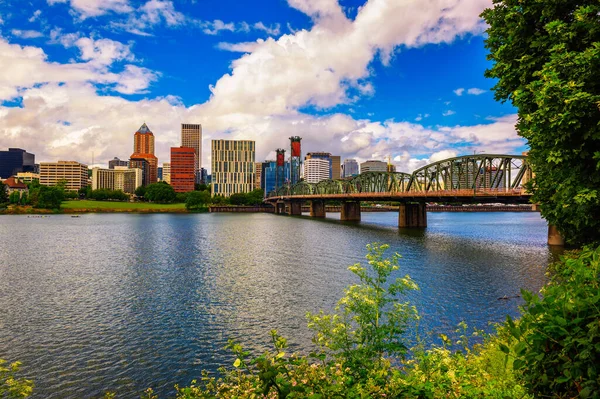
[0,359,33,398]
[482,1,600,246]
[185,191,211,210]
[145,182,176,203]
[0,182,8,204]
[228,189,264,206]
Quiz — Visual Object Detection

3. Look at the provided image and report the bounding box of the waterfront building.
[254,162,262,190]
[129,157,150,187]
[16,172,40,183]
[261,160,290,194]
[39,161,88,191]
[199,167,208,185]
[303,158,330,183]
[3,176,28,197]
[342,159,359,178]
[170,147,196,193]
[211,140,255,197]
[0,148,35,179]
[181,124,202,182]
[305,152,332,179]
[91,166,142,194]
[108,157,128,169]
[130,123,158,184]
[162,163,171,184]
[331,155,341,179]
[360,160,388,173]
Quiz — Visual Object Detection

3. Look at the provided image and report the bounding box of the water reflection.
[0,212,551,398]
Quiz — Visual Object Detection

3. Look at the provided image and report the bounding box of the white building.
[162,162,171,184]
[303,158,330,183]
[91,166,143,194]
[40,161,88,191]
[360,160,388,173]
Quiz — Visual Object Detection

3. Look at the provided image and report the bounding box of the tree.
[0,182,7,204]
[229,193,247,205]
[195,183,209,192]
[9,191,20,204]
[145,182,176,203]
[134,185,146,198]
[35,186,64,209]
[185,190,211,210]
[482,1,600,246]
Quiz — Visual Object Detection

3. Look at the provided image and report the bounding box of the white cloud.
[442,110,456,116]
[11,30,44,39]
[217,41,262,53]
[454,88,465,96]
[200,19,236,35]
[114,65,158,94]
[253,22,281,36]
[48,0,133,18]
[467,87,486,95]
[28,10,42,23]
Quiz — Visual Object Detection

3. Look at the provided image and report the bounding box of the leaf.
[233,358,241,368]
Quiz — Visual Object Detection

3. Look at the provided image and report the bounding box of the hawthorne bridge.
[265,154,534,228]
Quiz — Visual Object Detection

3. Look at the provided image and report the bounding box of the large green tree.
[144,182,176,203]
[0,182,8,204]
[482,1,600,246]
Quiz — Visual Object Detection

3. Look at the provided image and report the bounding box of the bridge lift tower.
[275,148,286,190]
[289,136,302,185]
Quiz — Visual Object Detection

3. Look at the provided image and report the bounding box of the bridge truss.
[268,154,532,198]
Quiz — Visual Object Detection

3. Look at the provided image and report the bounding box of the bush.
[185,191,210,210]
[504,246,600,398]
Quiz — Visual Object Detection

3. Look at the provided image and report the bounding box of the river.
[0,212,554,398]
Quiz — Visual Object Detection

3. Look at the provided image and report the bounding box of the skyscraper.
[331,155,341,179]
[0,148,35,179]
[211,140,255,197]
[305,152,332,179]
[304,158,330,183]
[108,157,128,169]
[162,163,171,184]
[181,123,202,181]
[39,161,88,191]
[170,146,196,193]
[342,159,359,177]
[130,123,158,184]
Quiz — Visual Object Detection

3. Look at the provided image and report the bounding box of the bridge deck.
[265,189,532,204]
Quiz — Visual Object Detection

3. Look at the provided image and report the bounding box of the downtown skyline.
[0,0,526,173]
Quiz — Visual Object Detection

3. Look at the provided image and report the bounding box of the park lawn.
[61,200,186,211]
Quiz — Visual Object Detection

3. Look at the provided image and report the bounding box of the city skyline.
[0,0,526,174]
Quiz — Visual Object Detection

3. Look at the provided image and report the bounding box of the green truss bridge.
[265,154,537,229]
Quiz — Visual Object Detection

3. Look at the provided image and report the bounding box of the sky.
[0,0,526,173]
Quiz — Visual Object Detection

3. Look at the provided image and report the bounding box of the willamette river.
[0,212,555,398]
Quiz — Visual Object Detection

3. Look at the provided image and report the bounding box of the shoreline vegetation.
[2,243,598,398]
[0,201,537,215]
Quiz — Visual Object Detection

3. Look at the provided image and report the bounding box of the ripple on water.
[0,212,551,398]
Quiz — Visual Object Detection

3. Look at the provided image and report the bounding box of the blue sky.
[0,0,525,172]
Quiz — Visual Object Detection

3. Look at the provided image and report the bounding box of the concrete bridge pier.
[341,201,361,221]
[288,201,303,216]
[310,200,326,218]
[399,203,427,228]
[548,225,565,246]
[275,202,287,215]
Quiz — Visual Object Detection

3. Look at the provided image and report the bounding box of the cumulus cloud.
[454,88,465,96]
[28,10,42,23]
[467,87,486,95]
[11,29,44,39]
[48,0,133,18]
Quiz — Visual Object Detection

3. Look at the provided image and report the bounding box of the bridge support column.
[548,225,565,246]
[399,203,427,228]
[275,202,286,215]
[341,201,361,221]
[310,200,326,218]
[288,201,302,216]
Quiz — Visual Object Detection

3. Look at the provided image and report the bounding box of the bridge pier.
[275,202,287,215]
[341,201,361,221]
[548,225,565,246]
[288,201,302,216]
[310,200,326,218]
[399,203,427,228]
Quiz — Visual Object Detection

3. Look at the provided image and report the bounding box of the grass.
[61,200,186,211]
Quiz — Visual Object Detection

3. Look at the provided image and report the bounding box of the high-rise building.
[130,123,158,184]
[211,140,255,197]
[181,123,202,181]
[254,162,263,190]
[170,147,196,193]
[92,166,142,194]
[108,157,128,169]
[304,158,330,183]
[157,167,163,181]
[199,167,208,185]
[261,160,290,195]
[331,155,341,180]
[305,152,332,179]
[342,159,359,177]
[39,161,88,191]
[0,148,35,178]
[129,157,150,187]
[360,160,387,173]
[162,163,171,184]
